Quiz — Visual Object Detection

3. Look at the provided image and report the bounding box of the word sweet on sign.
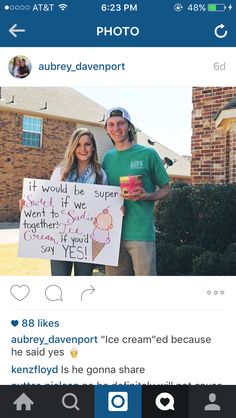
[18,178,123,266]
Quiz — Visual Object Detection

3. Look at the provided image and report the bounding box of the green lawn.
[0,244,103,276]
[0,244,52,275]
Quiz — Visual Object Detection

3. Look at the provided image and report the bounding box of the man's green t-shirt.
[102,144,169,241]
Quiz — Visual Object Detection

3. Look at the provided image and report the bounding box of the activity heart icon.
[160,398,170,407]
[11,320,19,327]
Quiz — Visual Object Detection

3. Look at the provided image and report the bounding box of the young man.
[102,107,171,276]
[19,58,30,78]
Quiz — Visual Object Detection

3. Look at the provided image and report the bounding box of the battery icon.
[208,4,226,11]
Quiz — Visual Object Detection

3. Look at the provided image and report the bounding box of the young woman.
[50,127,108,276]
[19,128,108,276]
[12,56,21,77]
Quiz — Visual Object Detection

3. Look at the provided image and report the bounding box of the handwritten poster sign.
[18,178,123,266]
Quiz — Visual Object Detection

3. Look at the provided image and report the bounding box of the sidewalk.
[0,223,19,244]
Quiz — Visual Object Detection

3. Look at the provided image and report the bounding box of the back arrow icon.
[9,24,26,38]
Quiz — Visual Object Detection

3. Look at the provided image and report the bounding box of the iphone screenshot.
[0,1,236,417]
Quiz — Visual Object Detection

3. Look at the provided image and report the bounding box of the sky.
[77,87,192,156]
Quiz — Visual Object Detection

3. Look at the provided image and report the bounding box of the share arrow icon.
[81,285,95,302]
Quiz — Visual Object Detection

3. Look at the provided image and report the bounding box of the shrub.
[176,245,205,275]
[156,243,177,275]
[191,184,236,252]
[192,251,224,275]
[225,243,236,255]
[223,253,236,275]
[156,183,236,253]
[155,183,195,246]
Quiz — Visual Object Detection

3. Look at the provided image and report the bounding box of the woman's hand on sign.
[19,199,26,211]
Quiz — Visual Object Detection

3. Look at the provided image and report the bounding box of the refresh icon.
[214,24,228,39]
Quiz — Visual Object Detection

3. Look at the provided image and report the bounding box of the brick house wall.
[1,102,113,222]
[169,176,191,184]
[1,110,77,221]
[228,123,236,183]
[191,87,236,184]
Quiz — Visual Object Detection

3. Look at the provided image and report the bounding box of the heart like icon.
[10,285,30,301]
[11,320,19,327]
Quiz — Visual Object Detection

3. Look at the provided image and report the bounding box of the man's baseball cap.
[104,107,131,124]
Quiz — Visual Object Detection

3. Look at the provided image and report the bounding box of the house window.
[22,116,43,148]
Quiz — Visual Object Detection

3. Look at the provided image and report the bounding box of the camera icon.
[108,392,128,412]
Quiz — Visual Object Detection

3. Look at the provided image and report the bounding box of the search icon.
[62,393,80,411]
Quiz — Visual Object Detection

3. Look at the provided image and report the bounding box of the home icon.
[13,393,34,411]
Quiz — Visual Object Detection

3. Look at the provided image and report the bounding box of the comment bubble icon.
[45,285,63,302]
[155,392,175,411]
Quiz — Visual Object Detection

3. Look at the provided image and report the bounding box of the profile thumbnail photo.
[8,56,32,79]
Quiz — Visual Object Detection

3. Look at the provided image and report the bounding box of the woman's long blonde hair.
[60,128,103,183]
[12,56,20,69]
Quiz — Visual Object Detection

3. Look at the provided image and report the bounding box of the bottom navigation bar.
[0,385,235,417]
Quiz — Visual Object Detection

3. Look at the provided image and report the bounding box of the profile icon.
[9,55,32,79]
[204,393,221,411]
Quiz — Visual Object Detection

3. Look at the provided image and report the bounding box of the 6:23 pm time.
[101,3,138,12]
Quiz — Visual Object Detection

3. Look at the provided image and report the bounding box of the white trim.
[215,109,236,127]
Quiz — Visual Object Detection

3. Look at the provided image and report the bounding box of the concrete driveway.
[0,223,19,244]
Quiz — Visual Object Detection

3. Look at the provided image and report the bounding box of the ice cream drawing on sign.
[18,178,123,266]
[91,207,113,260]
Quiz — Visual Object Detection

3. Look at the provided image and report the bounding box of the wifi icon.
[58,3,68,11]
